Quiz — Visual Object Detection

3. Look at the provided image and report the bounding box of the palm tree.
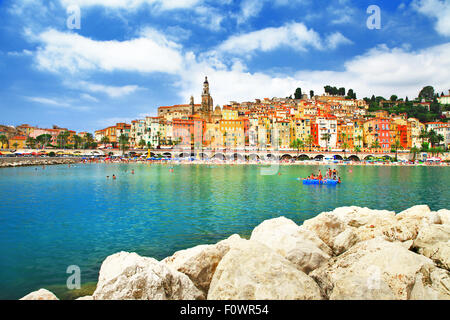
[100,136,110,147]
[342,142,349,159]
[84,133,94,149]
[138,139,146,149]
[118,134,129,156]
[57,131,70,149]
[419,129,428,145]
[36,134,52,149]
[356,135,363,149]
[410,146,420,162]
[321,133,331,151]
[371,139,381,153]
[12,142,19,150]
[306,134,314,151]
[0,135,9,149]
[73,135,83,149]
[26,137,36,149]
[392,139,403,162]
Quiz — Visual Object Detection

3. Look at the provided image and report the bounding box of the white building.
[316,117,338,149]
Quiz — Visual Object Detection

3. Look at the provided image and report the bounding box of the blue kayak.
[302,179,339,185]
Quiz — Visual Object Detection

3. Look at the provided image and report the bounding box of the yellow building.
[221,107,239,120]
[9,136,26,149]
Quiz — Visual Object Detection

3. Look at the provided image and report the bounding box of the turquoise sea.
[0,163,449,299]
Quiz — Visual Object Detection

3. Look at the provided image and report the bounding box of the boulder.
[76,296,94,300]
[410,266,450,300]
[302,207,397,252]
[20,289,59,300]
[302,212,347,248]
[207,240,322,300]
[332,228,359,255]
[250,217,332,273]
[413,224,450,270]
[310,238,441,300]
[93,252,204,300]
[438,209,450,225]
[162,234,246,294]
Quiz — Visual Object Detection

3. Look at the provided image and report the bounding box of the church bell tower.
[201,76,213,113]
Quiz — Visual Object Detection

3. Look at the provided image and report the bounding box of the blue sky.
[1,0,450,132]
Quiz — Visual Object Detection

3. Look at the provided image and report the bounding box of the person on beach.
[131,170,134,175]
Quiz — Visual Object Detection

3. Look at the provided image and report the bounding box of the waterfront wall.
[0,157,82,168]
[21,205,450,300]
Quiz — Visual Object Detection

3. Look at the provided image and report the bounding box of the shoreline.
[20,205,450,300]
[0,157,82,168]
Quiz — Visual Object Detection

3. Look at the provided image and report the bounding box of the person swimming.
[112,174,116,180]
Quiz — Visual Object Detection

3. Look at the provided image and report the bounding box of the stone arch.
[348,155,361,162]
[334,155,344,160]
[314,155,324,160]
[231,153,245,161]
[248,154,260,161]
[297,154,310,161]
[212,153,226,160]
[162,152,172,158]
[364,155,375,160]
[281,154,293,160]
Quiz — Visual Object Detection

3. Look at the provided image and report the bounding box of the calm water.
[0,163,449,299]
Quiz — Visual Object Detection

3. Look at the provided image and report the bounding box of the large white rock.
[207,240,322,300]
[302,207,397,252]
[438,209,450,225]
[413,224,450,270]
[20,289,59,300]
[410,266,450,300]
[310,238,443,300]
[93,252,204,300]
[302,212,347,248]
[162,234,246,294]
[250,217,332,273]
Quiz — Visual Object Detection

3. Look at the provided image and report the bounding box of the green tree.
[410,146,420,162]
[392,139,403,162]
[138,139,146,149]
[57,131,70,149]
[390,95,398,102]
[306,134,314,151]
[36,134,52,148]
[418,86,435,100]
[321,133,331,151]
[118,134,129,155]
[100,136,110,146]
[371,140,381,152]
[309,90,314,99]
[84,133,94,149]
[0,135,9,149]
[294,88,303,99]
[26,137,36,149]
[73,135,83,149]
[12,142,19,150]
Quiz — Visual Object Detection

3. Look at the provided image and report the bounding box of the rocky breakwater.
[21,205,450,300]
[0,157,82,168]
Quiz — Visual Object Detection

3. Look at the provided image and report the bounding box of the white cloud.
[75,81,141,98]
[178,42,450,106]
[59,0,202,11]
[413,0,450,36]
[325,32,353,49]
[80,93,99,102]
[27,96,70,107]
[217,23,351,55]
[32,28,184,74]
[26,96,90,111]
